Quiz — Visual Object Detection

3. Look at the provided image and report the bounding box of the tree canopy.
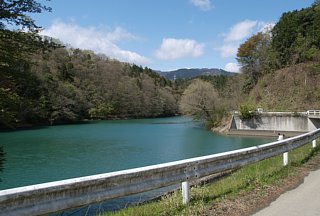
[237,2,320,92]
[179,79,225,128]
[0,0,64,128]
[271,5,320,67]
[237,32,274,92]
[0,0,51,31]
[0,46,179,128]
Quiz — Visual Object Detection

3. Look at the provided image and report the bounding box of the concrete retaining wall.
[230,112,319,134]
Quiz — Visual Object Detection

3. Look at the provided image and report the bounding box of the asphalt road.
[253,169,320,216]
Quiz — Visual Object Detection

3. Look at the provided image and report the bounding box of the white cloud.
[105,26,139,42]
[155,38,204,60]
[216,44,239,58]
[42,21,151,65]
[216,20,274,58]
[224,20,258,42]
[224,62,240,73]
[190,0,213,11]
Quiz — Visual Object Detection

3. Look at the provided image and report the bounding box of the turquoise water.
[0,116,272,190]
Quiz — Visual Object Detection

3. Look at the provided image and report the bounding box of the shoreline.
[0,114,181,132]
[226,129,304,137]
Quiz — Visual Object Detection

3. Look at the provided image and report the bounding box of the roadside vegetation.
[102,141,320,216]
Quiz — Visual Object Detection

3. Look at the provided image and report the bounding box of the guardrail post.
[182,181,190,204]
[312,140,317,148]
[283,152,288,166]
[278,134,288,166]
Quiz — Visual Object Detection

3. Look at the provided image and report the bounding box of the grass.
[101,141,320,216]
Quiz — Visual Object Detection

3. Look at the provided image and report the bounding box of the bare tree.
[179,79,219,119]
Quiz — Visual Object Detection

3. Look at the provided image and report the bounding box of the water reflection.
[0,146,5,182]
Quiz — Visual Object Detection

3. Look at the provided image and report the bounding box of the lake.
[0,116,272,213]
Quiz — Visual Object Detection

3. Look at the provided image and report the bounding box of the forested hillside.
[248,63,320,111]
[0,1,178,129]
[238,2,320,110]
[33,49,178,121]
[1,45,179,129]
[158,68,234,80]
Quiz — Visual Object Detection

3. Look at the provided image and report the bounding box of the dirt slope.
[249,62,320,111]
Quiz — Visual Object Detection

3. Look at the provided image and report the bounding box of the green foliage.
[0,88,21,128]
[195,75,228,94]
[128,64,172,87]
[236,2,320,98]
[0,0,62,128]
[179,79,217,119]
[241,77,256,94]
[175,74,246,115]
[0,0,51,32]
[205,108,227,129]
[89,103,114,119]
[237,32,274,92]
[271,4,320,67]
[239,103,256,120]
[0,46,178,128]
[0,0,177,129]
[174,75,231,99]
[0,30,59,70]
[179,79,225,128]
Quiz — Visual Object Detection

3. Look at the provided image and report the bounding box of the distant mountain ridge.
[157,68,235,80]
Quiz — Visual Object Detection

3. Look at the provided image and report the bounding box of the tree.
[0,0,61,128]
[179,79,223,128]
[0,0,51,32]
[271,4,320,67]
[239,103,256,120]
[89,103,114,119]
[313,0,320,6]
[0,88,21,128]
[0,0,56,67]
[237,32,274,92]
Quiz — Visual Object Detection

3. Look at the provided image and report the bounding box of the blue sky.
[33,0,314,72]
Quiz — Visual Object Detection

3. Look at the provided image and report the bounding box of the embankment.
[228,112,320,137]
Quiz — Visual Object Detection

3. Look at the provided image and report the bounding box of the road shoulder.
[204,149,320,216]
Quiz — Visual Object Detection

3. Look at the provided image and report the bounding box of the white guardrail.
[307,110,320,115]
[0,129,320,216]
